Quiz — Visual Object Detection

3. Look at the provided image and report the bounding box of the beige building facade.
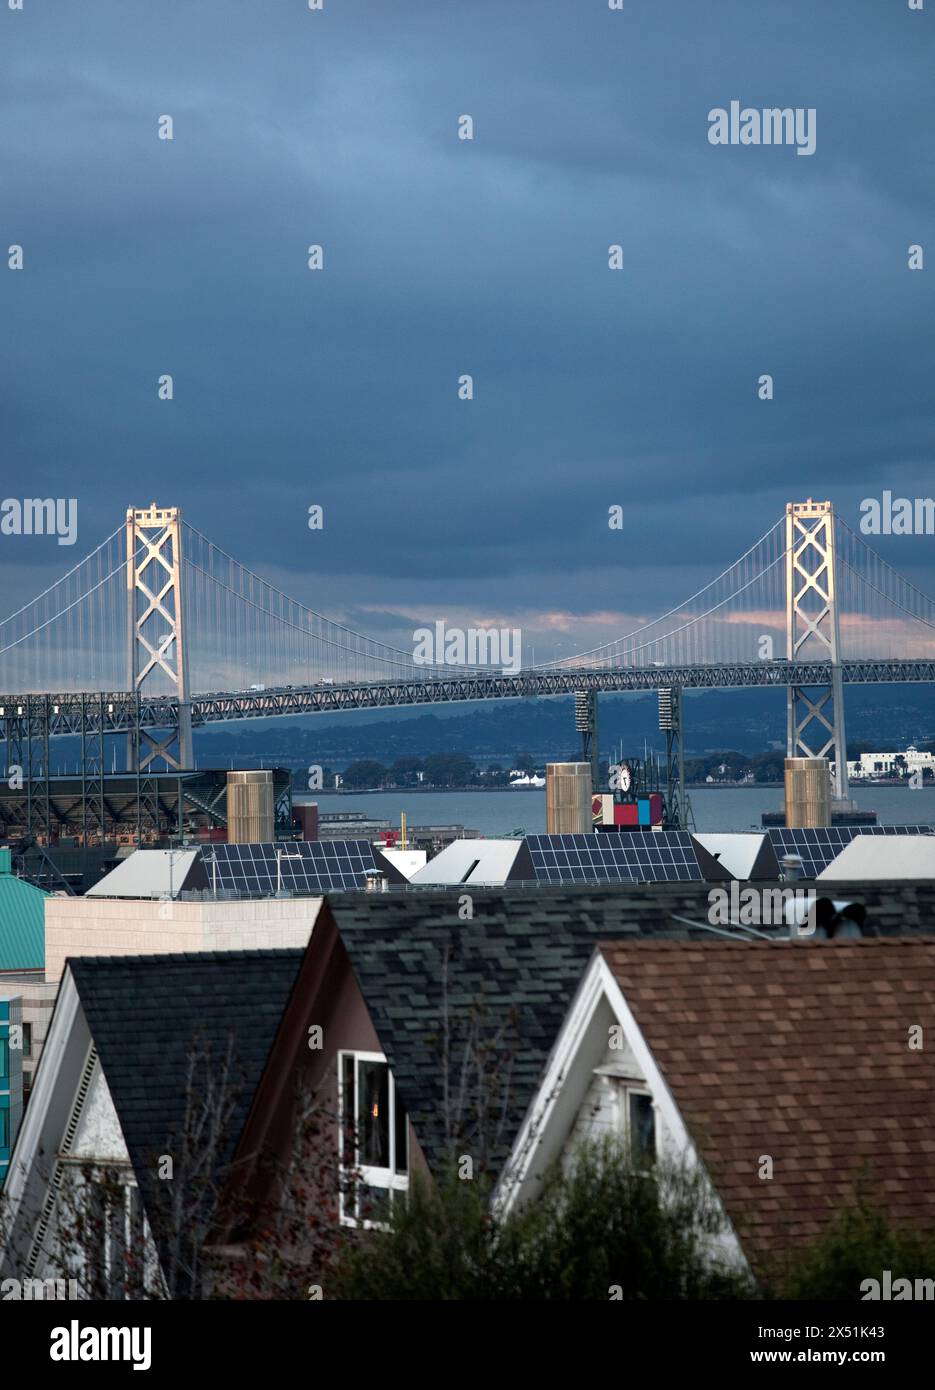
[44,895,323,983]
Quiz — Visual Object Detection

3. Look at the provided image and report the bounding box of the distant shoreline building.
[845,746,935,781]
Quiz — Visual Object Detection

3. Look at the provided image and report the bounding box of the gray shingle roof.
[68,950,304,1278]
[328,880,935,1181]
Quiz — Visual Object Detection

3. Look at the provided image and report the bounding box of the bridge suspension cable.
[543,519,788,670]
[1,508,933,697]
[0,527,132,691]
[835,519,935,659]
[181,521,489,686]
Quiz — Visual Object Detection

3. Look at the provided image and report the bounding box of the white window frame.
[65,1162,144,1299]
[337,1049,409,1227]
[617,1083,656,1167]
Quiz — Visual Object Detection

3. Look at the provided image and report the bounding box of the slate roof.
[600,938,935,1274]
[68,950,303,1274]
[327,880,935,1181]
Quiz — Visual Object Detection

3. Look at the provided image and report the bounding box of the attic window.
[628,1090,656,1166]
[339,1050,409,1227]
[80,1176,144,1299]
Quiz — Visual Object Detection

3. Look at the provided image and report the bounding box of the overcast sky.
[2,0,933,664]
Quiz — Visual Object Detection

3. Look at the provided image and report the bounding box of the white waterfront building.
[840,746,935,781]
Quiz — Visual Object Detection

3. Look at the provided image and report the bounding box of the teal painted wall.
[0,858,46,971]
[0,997,24,1184]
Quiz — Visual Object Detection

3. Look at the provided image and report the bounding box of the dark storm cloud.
[1,0,933,656]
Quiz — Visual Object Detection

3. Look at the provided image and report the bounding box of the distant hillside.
[192,687,935,772]
[43,687,935,777]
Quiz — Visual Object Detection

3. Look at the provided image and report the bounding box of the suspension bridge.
[1,498,934,845]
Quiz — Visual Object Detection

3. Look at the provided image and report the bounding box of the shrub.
[330,1139,754,1301]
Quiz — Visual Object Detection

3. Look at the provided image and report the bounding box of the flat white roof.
[693,833,767,881]
[86,849,202,898]
[818,835,935,881]
[377,848,428,880]
[410,839,521,886]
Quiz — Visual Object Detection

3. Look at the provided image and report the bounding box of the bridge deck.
[1,659,933,737]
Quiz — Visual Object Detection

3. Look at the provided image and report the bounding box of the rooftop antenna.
[206,846,218,897]
[670,912,771,941]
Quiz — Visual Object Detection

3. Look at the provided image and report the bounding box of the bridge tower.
[125,504,193,771]
[785,499,850,802]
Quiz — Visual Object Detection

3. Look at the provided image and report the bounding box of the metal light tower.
[659,686,692,830]
[575,690,600,794]
[785,499,849,801]
[126,504,193,771]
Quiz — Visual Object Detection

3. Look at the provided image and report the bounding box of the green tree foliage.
[422,752,477,787]
[483,764,510,785]
[330,1140,754,1300]
[772,1196,935,1301]
[389,756,425,786]
[684,750,785,784]
[340,759,388,788]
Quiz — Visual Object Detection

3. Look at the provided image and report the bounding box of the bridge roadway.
[1,659,934,739]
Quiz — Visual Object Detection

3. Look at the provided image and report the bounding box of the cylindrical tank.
[784,757,831,829]
[227,770,275,843]
[546,762,593,834]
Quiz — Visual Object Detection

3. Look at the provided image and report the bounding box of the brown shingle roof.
[598,938,935,1274]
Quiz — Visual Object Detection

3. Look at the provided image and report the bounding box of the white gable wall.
[20,1060,161,1297]
[566,1026,658,1156]
[498,952,749,1276]
[70,1064,129,1163]
[0,972,162,1297]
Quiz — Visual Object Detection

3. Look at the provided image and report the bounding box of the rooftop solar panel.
[525,831,704,884]
[767,825,934,879]
[198,840,383,894]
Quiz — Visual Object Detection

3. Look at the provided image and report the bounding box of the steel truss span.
[2,501,934,849]
[1,659,934,743]
[2,502,934,782]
